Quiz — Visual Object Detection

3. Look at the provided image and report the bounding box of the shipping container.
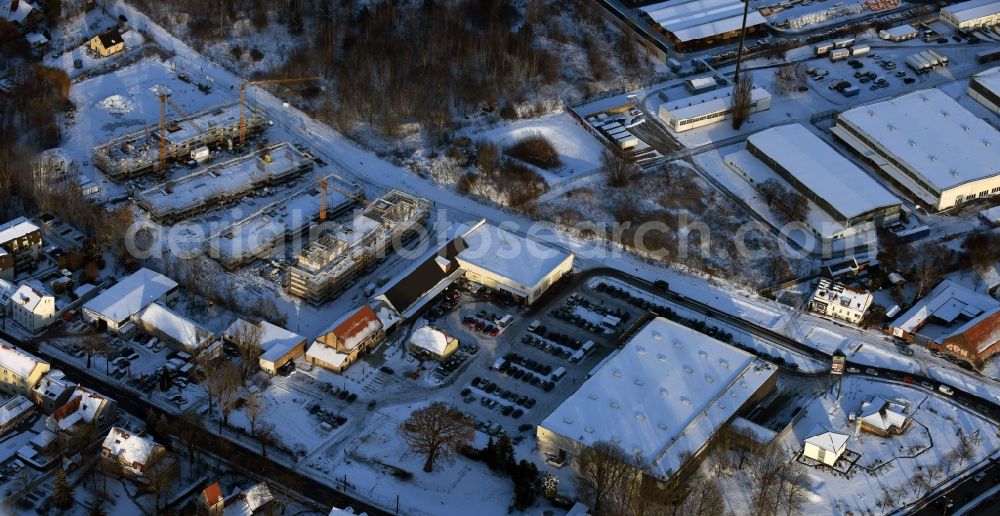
[833,38,855,48]
[927,49,948,65]
[850,45,870,56]
[814,43,834,56]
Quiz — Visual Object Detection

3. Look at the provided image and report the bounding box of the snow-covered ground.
[783,376,1000,515]
[461,112,605,185]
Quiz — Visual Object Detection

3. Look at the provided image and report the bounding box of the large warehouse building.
[832,89,1000,211]
[537,317,777,484]
[658,86,772,133]
[732,123,901,240]
[639,0,767,50]
[969,66,1000,115]
[940,0,1000,30]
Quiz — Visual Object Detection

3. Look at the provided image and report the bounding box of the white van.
[498,314,513,328]
[938,384,954,396]
[551,367,567,382]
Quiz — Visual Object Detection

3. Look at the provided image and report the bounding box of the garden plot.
[784,376,1000,515]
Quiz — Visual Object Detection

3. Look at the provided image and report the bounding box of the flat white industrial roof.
[0,217,40,245]
[662,87,771,122]
[882,24,917,37]
[457,222,571,290]
[640,0,766,42]
[838,89,1000,192]
[942,0,1000,23]
[747,124,900,220]
[973,66,1000,97]
[539,317,776,479]
[83,268,177,324]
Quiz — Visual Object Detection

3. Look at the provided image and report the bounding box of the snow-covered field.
[784,376,1000,515]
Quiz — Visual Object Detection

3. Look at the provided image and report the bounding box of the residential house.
[46,386,117,446]
[802,430,849,466]
[0,249,12,281]
[0,395,34,434]
[32,369,76,412]
[0,341,49,398]
[223,319,306,375]
[10,282,55,333]
[306,305,384,373]
[808,279,873,325]
[89,28,124,57]
[223,482,274,516]
[408,326,458,361]
[890,279,1000,365]
[0,217,42,274]
[0,278,15,319]
[197,482,225,516]
[101,426,166,478]
[857,398,910,437]
[0,0,42,26]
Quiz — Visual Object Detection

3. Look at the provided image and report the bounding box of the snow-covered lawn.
[784,376,1000,515]
[463,112,605,185]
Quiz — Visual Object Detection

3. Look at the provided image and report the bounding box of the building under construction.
[93,103,267,179]
[287,190,430,305]
[207,175,361,270]
[137,143,313,223]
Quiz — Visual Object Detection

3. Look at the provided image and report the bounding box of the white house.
[802,430,849,466]
[858,398,910,437]
[100,426,166,478]
[10,283,55,333]
[808,279,873,325]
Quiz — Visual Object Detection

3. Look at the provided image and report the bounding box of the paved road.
[912,459,1000,515]
[0,328,389,516]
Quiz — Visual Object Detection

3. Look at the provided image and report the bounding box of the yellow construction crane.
[238,76,323,146]
[318,176,369,222]
[156,92,205,173]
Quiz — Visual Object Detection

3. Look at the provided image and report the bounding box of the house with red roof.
[307,304,384,373]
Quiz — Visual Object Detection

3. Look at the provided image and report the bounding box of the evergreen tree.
[511,460,540,510]
[52,469,75,510]
[87,499,107,516]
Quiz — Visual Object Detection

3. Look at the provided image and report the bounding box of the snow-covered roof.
[0,342,46,379]
[859,398,908,432]
[881,24,917,37]
[305,342,350,368]
[811,279,873,312]
[33,369,74,401]
[0,396,34,428]
[50,386,113,430]
[747,124,900,221]
[25,32,47,45]
[329,508,368,516]
[729,416,778,444]
[804,430,849,453]
[661,87,771,122]
[456,222,572,290]
[83,268,178,325]
[972,66,1000,100]
[101,426,160,468]
[74,283,98,298]
[224,482,273,516]
[942,0,1000,23]
[980,205,1000,223]
[409,326,453,356]
[640,0,766,42]
[11,284,49,313]
[0,0,39,24]
[316,305,382,352]
[0,279,14,308]
[893,279,999,334]
[539,317,777,479]
[224,319,305,363]
[139,303,213,351]
[837,89,1000,192]
[0,217,40,245]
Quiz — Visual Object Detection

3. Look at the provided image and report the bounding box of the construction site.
[136,142,314,223]
[92,102,268,179]
[287,190,430,305]
[206,175,362,270]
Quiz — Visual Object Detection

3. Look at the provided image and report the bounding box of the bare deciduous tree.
[574,440,644,515]
[230,320,263,382]
[244,391,264,435]
[602,148,640,188]
[398,402,474,472]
